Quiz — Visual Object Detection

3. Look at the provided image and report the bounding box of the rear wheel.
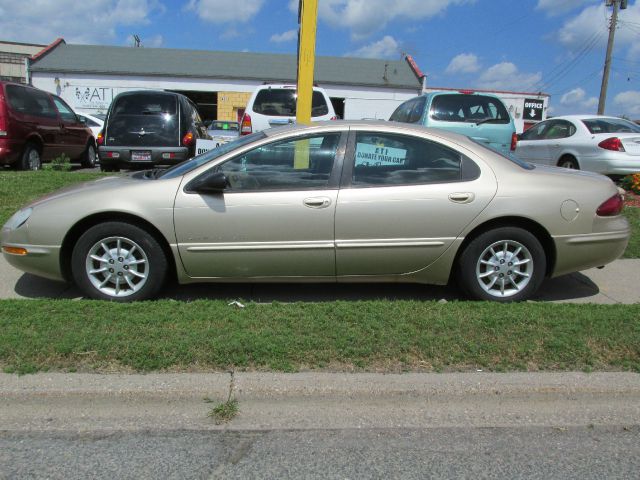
[72,222,167,301]
[20,143,41,171]
[81,142,97,168]
[457,227,546,302]
[558,156,579,170]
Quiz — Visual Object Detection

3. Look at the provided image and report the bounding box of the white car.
[515,115,640,176]
[76,112,105,139]
[240,84,336,135]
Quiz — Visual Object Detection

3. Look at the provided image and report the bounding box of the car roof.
[261,119,480,146]
[549,114,628,122]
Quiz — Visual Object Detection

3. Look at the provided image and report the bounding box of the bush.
[621,174,640,195]
[42,154,72,172]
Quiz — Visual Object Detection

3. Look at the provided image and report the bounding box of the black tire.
[557,156,579,170]
[20,143,42,171]
[456,227,546,302]
[81,142,97,168]
[71,222,168,301]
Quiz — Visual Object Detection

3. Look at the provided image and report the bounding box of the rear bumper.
[0,138,21,165]
[98,146,190,168]
[552,228,631,277]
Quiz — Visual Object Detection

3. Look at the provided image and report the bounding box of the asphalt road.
[2,426,639,479]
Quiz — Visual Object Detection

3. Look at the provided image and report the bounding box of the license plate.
[131,150,152,161]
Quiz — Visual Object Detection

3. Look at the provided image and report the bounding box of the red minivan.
[0,81,95,170]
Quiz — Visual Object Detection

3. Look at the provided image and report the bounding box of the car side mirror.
[186,170,229,194]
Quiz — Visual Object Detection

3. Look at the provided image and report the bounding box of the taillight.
[330,116,337,121]
[0,98,7,137]
[182,132,194,146]
[240,114,252,135]
[596,194,624,216]
[96,131,104,145]
[458,89,475,95]
[510,132,517,151]
[598,137,625,152]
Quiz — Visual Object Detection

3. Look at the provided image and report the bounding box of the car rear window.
[581,118,640,134]
[430,94,510,124]
[106,93,178,146]
[252,89,329,117]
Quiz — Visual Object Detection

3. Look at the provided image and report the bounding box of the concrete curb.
[2,372,639,431]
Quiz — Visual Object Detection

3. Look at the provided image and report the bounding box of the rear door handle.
[303,197,331,209]
[448,192,475,204]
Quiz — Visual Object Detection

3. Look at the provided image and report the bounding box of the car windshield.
[581,118,640,134]
[158,132,266,179]
[470,139,535,170]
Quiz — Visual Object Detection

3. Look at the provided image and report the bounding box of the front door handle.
[448,192,475,204]
[303,197,331,209]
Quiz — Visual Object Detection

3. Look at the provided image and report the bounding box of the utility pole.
[598,0,627,115]
[296,0,318,126]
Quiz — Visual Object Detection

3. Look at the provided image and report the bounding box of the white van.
[240,84,336,135]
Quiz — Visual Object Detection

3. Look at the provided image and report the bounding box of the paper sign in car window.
[355,142,407,167]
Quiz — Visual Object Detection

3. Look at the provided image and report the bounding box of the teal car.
[389,91,517,154]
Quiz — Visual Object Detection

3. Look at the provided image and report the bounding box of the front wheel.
[457,227,546,302]
[71,222,168,301]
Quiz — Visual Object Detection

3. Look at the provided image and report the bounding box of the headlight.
[3,208,33,230]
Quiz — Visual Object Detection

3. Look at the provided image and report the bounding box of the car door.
[334,129,497,276]
[173,131,346,278]
[543,119,576,164]
[515,120,552,164]
[52,96,86,159]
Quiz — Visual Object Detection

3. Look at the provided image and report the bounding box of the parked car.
[389,91,517,155]
[97,90,210,172]
[0,81,96,170]
[240,84,336,135]
[207,120,239,146]
[515,115,640,176]
[3,121,629,303]
[76,112,104,139]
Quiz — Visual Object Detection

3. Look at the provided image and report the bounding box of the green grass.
[623,206,640,258]
[0,300,639,374]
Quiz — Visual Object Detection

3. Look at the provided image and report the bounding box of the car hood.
[26,175,146,209]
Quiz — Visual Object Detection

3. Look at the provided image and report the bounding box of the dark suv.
[97,90,210,171]
[0,81,96,170]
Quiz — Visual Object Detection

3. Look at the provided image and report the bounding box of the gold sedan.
[2,121,630,302]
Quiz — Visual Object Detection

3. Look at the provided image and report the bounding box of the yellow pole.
[296,0,318,125]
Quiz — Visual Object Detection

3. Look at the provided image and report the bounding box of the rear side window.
[430,94,510,124]
[252,89,329,117]
[6,85,57,119]
[352,132,478,186]
[581,118,640,134]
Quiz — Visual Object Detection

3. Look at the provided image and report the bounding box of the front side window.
[216,133,340,191]
[519,121,549,141]
[351,132,476,187]
[53,97,78,123]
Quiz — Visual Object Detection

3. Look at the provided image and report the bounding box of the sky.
[2,0,640,117]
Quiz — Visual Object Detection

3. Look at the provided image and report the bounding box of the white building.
[28,40,426,123]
